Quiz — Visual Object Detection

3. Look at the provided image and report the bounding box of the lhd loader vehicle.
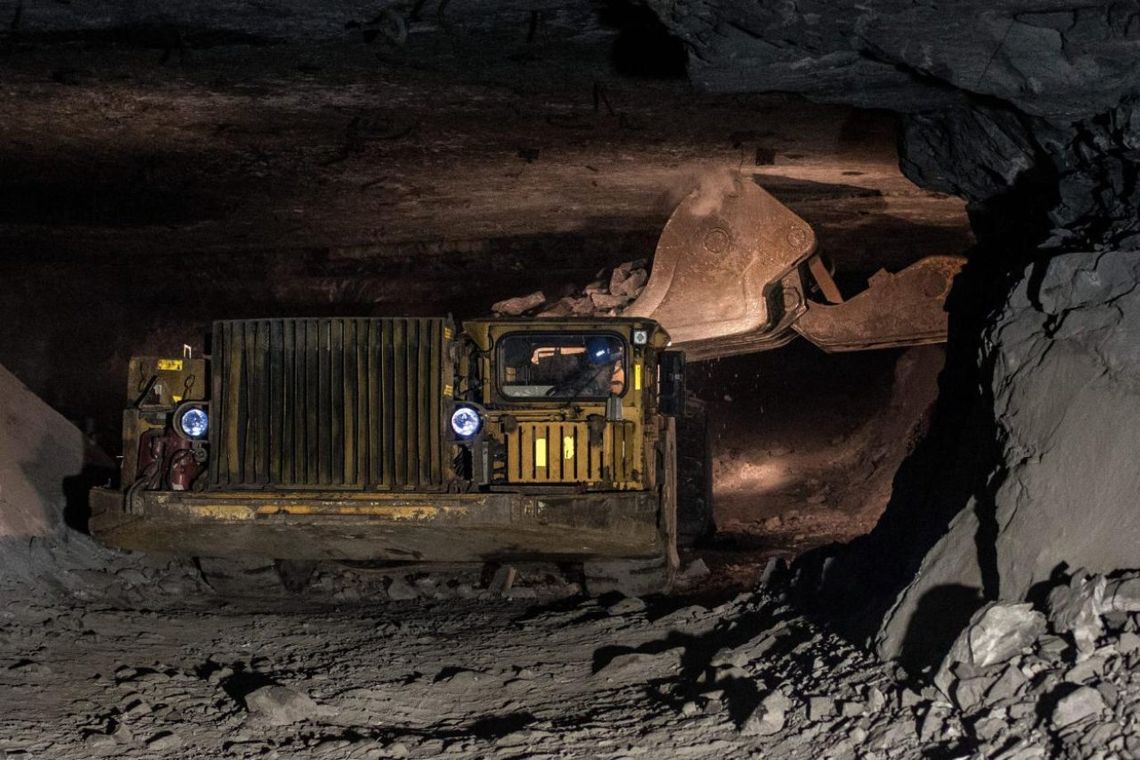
[90,317,688,593]
[90,172,964,594]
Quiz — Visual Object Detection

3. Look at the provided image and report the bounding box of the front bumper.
[89,487,664,562]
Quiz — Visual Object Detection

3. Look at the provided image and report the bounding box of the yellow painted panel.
[507,427,520,480]
[156,358,183,371]
[189,504,254,520]
[634,363,642,391]
[535,437,547,469]
[253,504,468,519]
[563,435,575,460]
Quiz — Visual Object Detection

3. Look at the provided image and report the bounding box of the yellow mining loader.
[89,174,961,594]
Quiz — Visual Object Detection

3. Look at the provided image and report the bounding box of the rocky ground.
[2,535,1138,760]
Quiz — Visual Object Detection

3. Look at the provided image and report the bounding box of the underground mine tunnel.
[1,1,1139,758]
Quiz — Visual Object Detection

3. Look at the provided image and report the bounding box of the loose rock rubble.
[928,570,1140,759]
[491,260,650,318]
[3,527,1140,760]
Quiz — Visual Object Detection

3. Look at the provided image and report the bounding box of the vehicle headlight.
[450,405,483,439]
[175,405,209,440]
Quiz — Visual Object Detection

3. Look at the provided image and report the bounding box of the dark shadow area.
[466,712,537,740]
[9,25,276,50]
[596,0,688,79]
[894,584,984,670]
[218,667,281,707]
[790,131,1062,675]
[62,463,115,534]
[756,174,973,274]
[0,177,222,227]
[589,600,834,730]
[791,250,1019,673]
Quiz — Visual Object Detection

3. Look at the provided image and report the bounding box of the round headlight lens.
[179,407,209,439]
[450,406,482,439]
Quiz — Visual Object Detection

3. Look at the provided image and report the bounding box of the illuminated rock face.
[875,250,1140,661]
[986,251,1140,594]
[0,363,84,539]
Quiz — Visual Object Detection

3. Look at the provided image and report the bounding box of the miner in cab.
[90,173,965,594]
[90,318,689,594]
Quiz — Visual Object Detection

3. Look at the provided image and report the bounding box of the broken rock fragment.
[492,291,546,316]
[1047,571,1107,654]
[806,695,834,721]
[1050,685,1106,728]
[244,684,325,726]
[740,689,791,736]
[1105,573,1140,612]
[610,266,648,297]
[595,648,684,680]
[935,602,1044,696]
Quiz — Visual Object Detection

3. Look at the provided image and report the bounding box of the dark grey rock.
[488,566,516,595]
[984,665,1027,706]
[1048,572,1107,654]
[952,676,995,712]
[880,253,1140,663]
[606,596,647,616]
[934,603,1044,697]
[806,695,834,722]
[386,577,418,601]
[145,732,183,751]
[1106,575,1140,613]
[740,689,792,736]
[679,559,710,581]
[1064,655,1107,684]
[1050,686,1105,728]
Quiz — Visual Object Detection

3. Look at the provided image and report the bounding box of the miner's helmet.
[585,336,616,365]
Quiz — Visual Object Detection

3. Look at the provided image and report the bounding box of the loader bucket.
[624,173,817,352]
[792,255,966,352]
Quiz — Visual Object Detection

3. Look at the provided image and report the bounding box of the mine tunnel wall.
[869,251,1140,664]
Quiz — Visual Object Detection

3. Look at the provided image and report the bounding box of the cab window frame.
[494,331,630,402]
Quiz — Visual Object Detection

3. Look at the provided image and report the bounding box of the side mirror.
[658,350,686,417]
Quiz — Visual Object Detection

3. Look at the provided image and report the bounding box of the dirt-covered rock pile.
[924,570,1140,758]
[490,260,649,318]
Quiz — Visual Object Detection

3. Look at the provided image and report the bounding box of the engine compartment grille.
[208,318,451,490]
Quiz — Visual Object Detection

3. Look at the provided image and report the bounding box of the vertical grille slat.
[209,318,449,491]
[330,320,345,485]
[429,321,442,485]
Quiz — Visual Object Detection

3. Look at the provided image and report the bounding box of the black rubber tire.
[676,393,714,546]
